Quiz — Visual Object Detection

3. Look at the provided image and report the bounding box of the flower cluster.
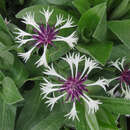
[15,8,78,67]
[107,57,130,99]
[41,53,108,120]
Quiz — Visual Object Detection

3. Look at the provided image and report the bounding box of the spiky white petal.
[41,86,62,99]
[119,57,126,70]
[65,102,79,121]
[73,53,84,77]
[45,93,66,111]
[110,58,123,72]
[107,84,119,97]
[18,42,39,62]
[43,64,66,81]
[59,16,76,30]
[41,78,63,88]
[22,12,39,31]
[55,14,65,27]
[82,94,102,114]
[62,53,74,77]
[16,38,34,48]
[14,28,32,39]
[40,8,53,24]
[122,83,130,100]
[54,31,78,48]
[35,44,48,68]
[87,78,108,91]
[80,57,100,78]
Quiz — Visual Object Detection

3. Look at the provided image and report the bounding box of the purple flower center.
[61,74,88,102]
[119,69,130,86]
[32,24,58,46]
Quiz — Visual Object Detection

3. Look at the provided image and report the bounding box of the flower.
[107,57,130,99]
[41,53,108,120]
[14,8,78,67]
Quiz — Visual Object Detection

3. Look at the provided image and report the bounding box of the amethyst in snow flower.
[41,53,108,120]
[14,8,78,67]
[107,57,130,99]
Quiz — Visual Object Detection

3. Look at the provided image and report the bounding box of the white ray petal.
[41,86,62,99]
[80,57,100,79]
[107,84,119,97]
[18,42,39,62]
[43,64,66,81]
[54,31,78,48]
[59,16,76,30]
[40,8,53,24]
[87,78,108,91]
[16,38,34,48]
[22,12,39,31]
[110,58,122,72]
[14,28,32,39]
[35,44,48,68]
[40,78,63,88]
[81,95,102,114]
[55,14,65,27]
[65,102,79,121]
[45,93,66,111]
[122,83,130,100]
[62,53,74,77]
[73,53,84,77]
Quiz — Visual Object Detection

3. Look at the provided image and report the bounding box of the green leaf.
[92,96,130,115]
[8,58,29,87]
[75,102,90,130]
[119,116,127,130]
[0,15,13,37]
[0,31,14,45]
[47,0,72,5]
[73,0,90,14]
[84,101,100,130]
[16,83,50,130]
[110,44,130,61]
[76,41,113,65]
[96,106,119,130]
[0,50,14,70]
[1,77,23,104]
[78,2,107,41]
[32,111,65,130]
[108,20,130,49]
[110,0,129,19]
[0,98,16,130]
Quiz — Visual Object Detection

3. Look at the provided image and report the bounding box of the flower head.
[15,8,78,67]
[41,53,108,120]
[107,58,130,99]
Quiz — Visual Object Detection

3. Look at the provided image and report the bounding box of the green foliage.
[0,0,130,130]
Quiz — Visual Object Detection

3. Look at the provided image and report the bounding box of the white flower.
[108,57,130,99]
[15,8,78,68]
[41,53,107,120]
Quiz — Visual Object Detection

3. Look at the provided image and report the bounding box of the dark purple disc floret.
[61,73,88,102]
[119,69,130,86]
[32,24,58,46]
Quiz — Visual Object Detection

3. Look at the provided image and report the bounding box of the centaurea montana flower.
[107,57,130,99]
[14,8,78,67]
[41,53,108,120]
